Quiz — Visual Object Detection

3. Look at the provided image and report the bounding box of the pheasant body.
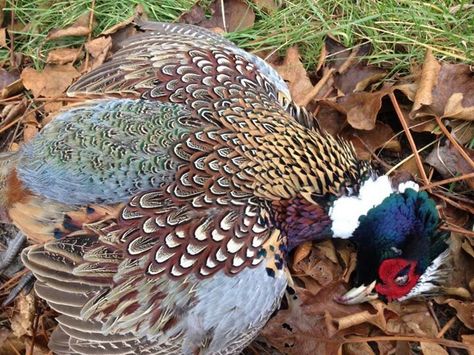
[1,21,448,354]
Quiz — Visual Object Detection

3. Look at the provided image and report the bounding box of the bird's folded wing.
[67,21,290,110]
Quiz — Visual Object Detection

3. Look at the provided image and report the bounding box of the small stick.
[437,316,456,338]
[389,92,430,186]
[300,68,335,106]
[421,172,474,190]
[434,115,474,170]
[84,0,97,70]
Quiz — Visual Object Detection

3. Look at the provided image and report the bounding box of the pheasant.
[0,21,448,354]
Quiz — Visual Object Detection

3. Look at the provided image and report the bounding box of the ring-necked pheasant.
[0,21,449,354]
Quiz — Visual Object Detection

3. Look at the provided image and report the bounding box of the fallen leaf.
[343,342,375,355]
[212,0,256,32]
[323,89,389,130]
[324,38,387,94]
[410,49,474,121]
[273,46,314,105]
[102,4,145,35]
[0,78,24,99]
[10,293,35,338]
[179,0,255,32]
[314,104,347,135]
[46,47,82,64]
[253,0,280,13]
[261,285,371,354]
[342,121,401,160]
[445,299,474,329]
[179,3,207,25]
[425,141,474,189]
[420,342,448,355]
[43,101,64,114]
[412,49,440,113]
[462,334,474,352]
[22,111,39,142]
[0,27,6,48]
[47,12,93,40]
[21,64,80,98]
[449,121,474,145]
[385,302,439,337]
[0,68,20,91]
[293,241,312,265]
[85,36,112,70]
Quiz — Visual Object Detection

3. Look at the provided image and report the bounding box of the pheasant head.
[335,184,450,304]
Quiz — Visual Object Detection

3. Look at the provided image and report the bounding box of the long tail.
[0,151,20,222]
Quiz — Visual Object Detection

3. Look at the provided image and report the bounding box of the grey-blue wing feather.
[17,99,196,205]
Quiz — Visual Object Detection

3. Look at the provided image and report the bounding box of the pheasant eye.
[394,274,409,286]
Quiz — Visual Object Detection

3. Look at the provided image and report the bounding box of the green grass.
[2,0,473,73]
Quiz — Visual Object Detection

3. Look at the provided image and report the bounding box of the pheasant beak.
[334,281,378,305]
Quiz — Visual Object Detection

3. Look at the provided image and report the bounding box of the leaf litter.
[0,1,473,354]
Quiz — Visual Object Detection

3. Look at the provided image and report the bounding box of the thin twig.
[389,92,429,186]
[220,0,227,32]
[420,172,474,190]
[84,0,96,70]
[300,68,335,106]
[341,335,469,350]
[386,139,439,175]
[7,339,21,355]
[440,224,474,237]
[9,0,15,67]
[437,316,456,338]
[434,115,474,170]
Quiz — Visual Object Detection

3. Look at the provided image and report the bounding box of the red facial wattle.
[375,258,420,301]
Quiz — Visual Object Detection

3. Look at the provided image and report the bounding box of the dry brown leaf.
[0,27,6,48]
[315,104,347,136]
[0,68,20,91]
[293,241,312,265]
[179,0,255,32]
[85,36,112,70]
[410,50,474,121]
[273,46,314,105]
[43,101,64,114]
[21,64,80,98]
[412,49,440,113]
[10,293,35,338]
[444,299,474,329]
[179,4,207,25]
[0,328,25,355]
[315,240,339,264]
[323,89,389,130]
[102,4,145,35]
[215,0,256,31]
[46,47,82,64]
[343,121,401,160]
[22,111,39,142]
[420,342,448,355]
[47,12,93,40]
[426,142,474,189]
[324,38,387,94]
[332,300,387,332]
[261,285,371,354]
[385,302,439,336]
[343,342,375,355]
[253,0,280,13]
[462,334,474,352]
